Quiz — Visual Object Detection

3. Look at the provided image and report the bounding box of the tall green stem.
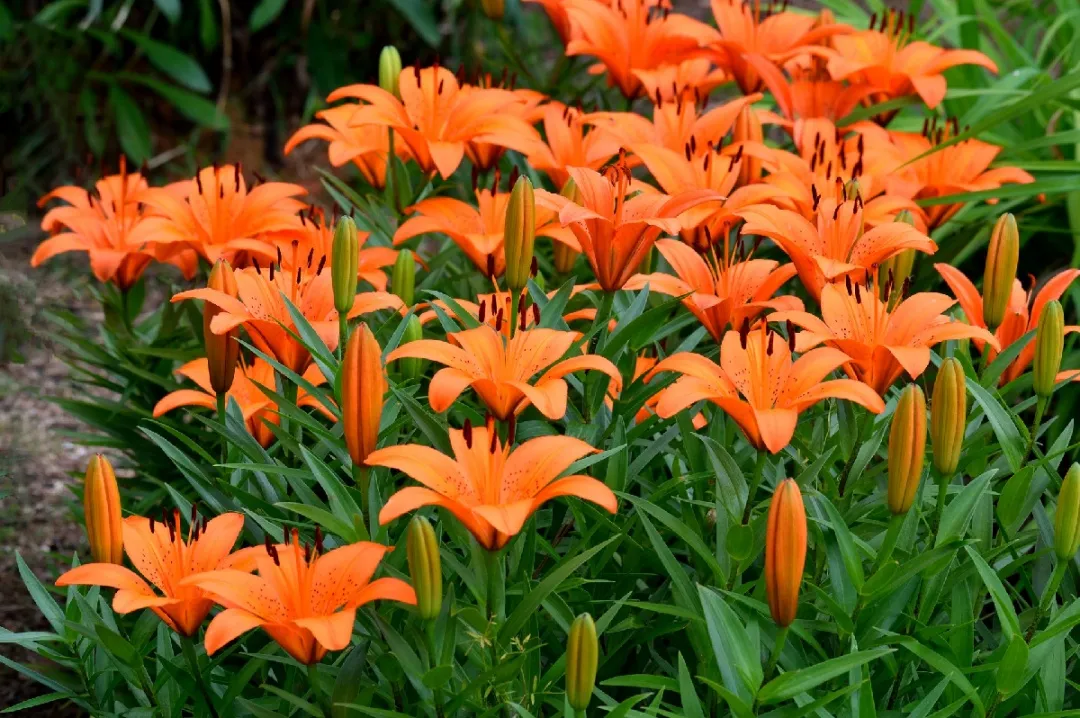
[216,393,229,481]
[933,468,953,535]
[338,313,349,361]
[764,625,789,681]
[741,451,768,525]
[1024,395,1048,465]
[307,662,331,717]
[181,635,220,718]
[1025,560,1068,641]
[874,514,905,573]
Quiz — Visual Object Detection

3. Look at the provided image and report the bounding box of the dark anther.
[463,418,473,448]
[786,320,796,352]
[739,317,750,349]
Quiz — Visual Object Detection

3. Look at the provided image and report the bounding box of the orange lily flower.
[883,120,1036,230]
[626,237,801,342]
[131,164,307,266]
[330,65,542,179]
[827,11,997,110]
[386,323,622,421]
[528,102,622,189]
[153,358,332,447]
[646,324,884,453]
[737,184,937,302]
[56,510,253,636]
[32,160,197,289]
[393,181,578,277]
[283,104,410,189]
[368,426,617,550]
[183,532,415,664]
[936,264,1080,385]
[618,354,707,428]
[277,208,398,291]
[419,286,596,335]
[772,280,1000,395]
[535,162,721,291]
[634,58,729,104]
[172,263,402,374]
[562,0,717,99]
[702,0,847,95]
[465,85,549,171]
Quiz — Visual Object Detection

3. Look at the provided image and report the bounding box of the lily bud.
[733,105,763,185]
[1033,299,1065,399]
[930,358,966,477]
[378,46,402,98]
[566,613,598,711]
[391,250,415,307]
[1055,463,1080,560]
[480,0,505,20]
[406,516,442,620]
[843,178,861,201]
[343,323,386,468]
[554,179,582,274]
[503,176,536,294]
[765,479,806,627]
[880,247,916,308]
[83,455,123,564]
[399,315,424,381]
[983,213,1019,330]
[205,259,240,395]
[888,384,926,515]
[332,216,359,315]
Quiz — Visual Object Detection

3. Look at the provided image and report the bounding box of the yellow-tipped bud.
[205,259,240,395]
[480,0,505,20]
[343,323,386,467]
[983,213,1019,330]
[503,176,536,294]
[83,455,123,564]
[888,384,927,515]
[553,179,582,274]
[1033,300,1065,399]
[332,216,359,315]
[733,105,763,185]
[399,315,424,381]
[406,516,442,620]
[1055,463,1080,560]
[930,358,967,477]
[391,250,415,308]
[379,46,402,98]
[566,613,598,711]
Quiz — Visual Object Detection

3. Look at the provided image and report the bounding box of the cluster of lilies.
[33,0,1080,671]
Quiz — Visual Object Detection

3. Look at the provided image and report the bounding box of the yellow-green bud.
[983,213,1019,330]
[480,0,505,20]
[391,250,415,307]
[503,175,536,294]
[399,315,424,381]
[844,179,861,201]
[880,242,916,309]
[1055,463,1080,560]
[888,384,926,515]
[332,217,359,315]
[379,46,402,99]
[406,515,442,620]
[553,179,582,274]
[930,357,967,476]
[566,613,598,711]
[1033,299,1065,399]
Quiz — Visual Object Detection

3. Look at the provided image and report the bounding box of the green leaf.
[384,0,440,46]
[756,648,894,705]
[995,634,1029,697]
[937,468,995,547]
[810,492,864,591]
[697,585,761,705]
[677,653,706,718]
[16,553,64,635]
[108,84,151,164]
[964,545,1021,640]
[887,634,985,716]
[151,0,181,23]
[121,31,211,92]
[966,377,1025,472]
[250,0,288,31]
[622,493,725,583]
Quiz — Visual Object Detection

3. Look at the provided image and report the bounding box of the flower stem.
[386,128,399,215]
[764,625,789,681]
[338,313,349,361]
[180,635,220,718]
[216,392,229,481]
[741,451,768,525]
[874,514,904,573]
[1025,560,1068,641]
[1023,395,1048,465]
[509,289,519,340]
[933,467,953,536]
[307,662,331,717]
[426,622,446,718]
[837,417,867,504]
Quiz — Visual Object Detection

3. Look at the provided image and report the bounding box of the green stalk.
[426,621,446,718]
[338,313,349,361]
[741,451,768,525]
[933,467,953,536]
[307,662,331,717]
[283,381,299,445]
[1023,395,1048,465]
[874,514,905,573]
[764,625,789,681]
[837,413,868,503]
[509,289,519,341]
[355,465,370,517]
[1025,560,1068,641]
[217,393,229,481]
[181,635,220,718]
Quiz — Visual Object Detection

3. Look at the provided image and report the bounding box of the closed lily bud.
[733,105,763,185]
[205,259,240,395]
[1033,299,1065,399]
[343,323,386,467]
[503,176,536,294]
[332,216,359,315]
[83,455,123,565]
[566,613,598,711]
[399,315,424,381]
[391,250,415,307]
[406,516,442,620]
[983,213,1019,330]
[379,46,402,98]
[554,179,582,274]
[930,358,966,476]
[765,479,806,627]
[1056,464,1080,560]
[880,248,916,308]
[480,0,505,20]
[844,178,861,201]
[888,384,927,515]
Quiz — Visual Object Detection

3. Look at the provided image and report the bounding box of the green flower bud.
[406,515,442,621]
[930,357,967,476]
[1055,463,1080,560]
[888,384,926,515]
[553,179,582,274]
[1033,299,1064,399]
[379,46,402,99]
[503,176,536,294]
[566,613,598,711]
[391,250,415,308]
[983,213,1019,330]
[880,247,916,308]
[332,217,359,315]
[399,315,424,381]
